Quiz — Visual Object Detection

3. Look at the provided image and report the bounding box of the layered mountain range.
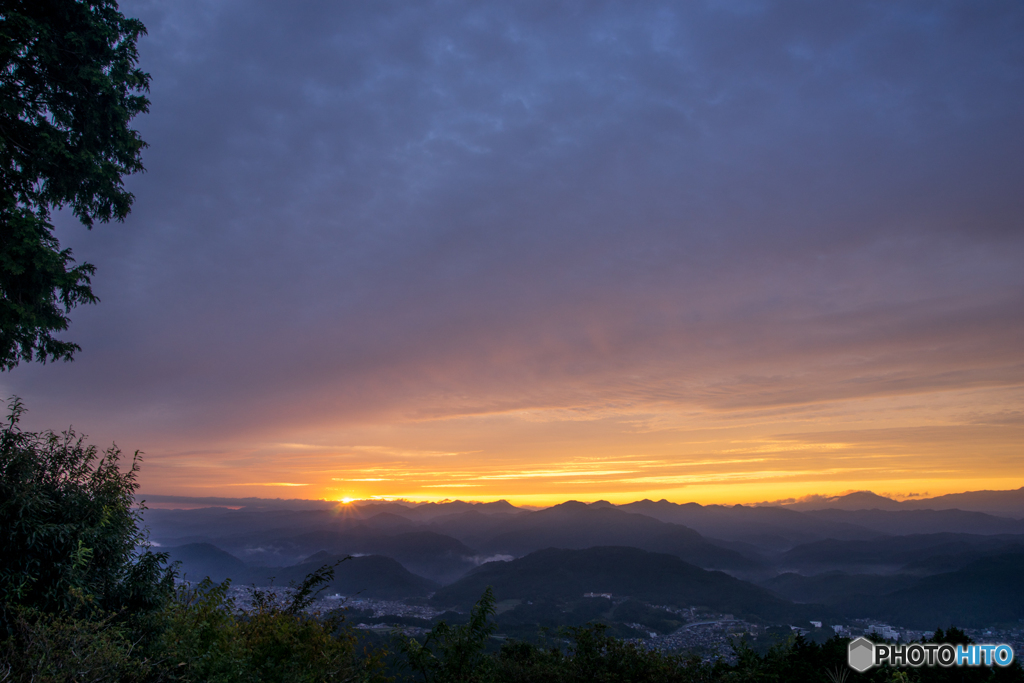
[144,487,1024,630]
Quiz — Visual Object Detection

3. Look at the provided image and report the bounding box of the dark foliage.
[151,566,388,683]
[0,400,390,681]
[400,586,498,683]
[0,0,150,368]
[0,398,173,633]
[395,588,1024,683]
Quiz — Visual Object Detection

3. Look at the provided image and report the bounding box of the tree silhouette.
[0,0,150,369]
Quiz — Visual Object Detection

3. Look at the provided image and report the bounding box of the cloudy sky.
[4,0,1023,505]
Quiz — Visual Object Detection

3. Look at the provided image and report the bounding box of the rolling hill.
[801,509,1024,536]
[432,546,825,623]
[165,543,439,599]
[244,552,439,600]
[454,501,762,571]
[778,533,1024,574]
[164,543,248,582]
[761,572,919,605]
[619,499,882,550]
[834,551,1024,629]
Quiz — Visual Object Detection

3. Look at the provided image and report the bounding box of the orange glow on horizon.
[137,383,1024,507]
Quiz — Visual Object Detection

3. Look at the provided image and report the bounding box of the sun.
[339,497,356,504]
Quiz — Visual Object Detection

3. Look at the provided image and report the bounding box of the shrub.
[0,608,148,683]
[0,398,173,634]
[153,564,388,683]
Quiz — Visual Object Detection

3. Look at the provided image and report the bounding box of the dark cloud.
[4,0,1023,449]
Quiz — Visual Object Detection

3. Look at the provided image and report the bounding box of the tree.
[400,587,497,683]
[154,567,389,683]
[0,398,173,633]
[0,398,391,682]
[0,0,150,370]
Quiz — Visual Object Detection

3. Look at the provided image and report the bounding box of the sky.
[3,0,1023,506]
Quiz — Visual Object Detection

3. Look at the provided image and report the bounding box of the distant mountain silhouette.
[785,491,905,512]
[432,546,825,623]
[801,509,1024,536]
[164,543,248,582]
[619,499,881,550]
[142,486,1024,519]
[167,544,439,600]
[834,552,1024,628]
[761,572,919,605]
[424,509,531,547]
[898,542,1024,575]
[778,533,1024,574]
[243,552,439,600]
[266,528,477,582]
[439,501,761,571]
[781,488,1024,517]
[899,487,1024,517]
[355,512,422,533]
[356,499,525,521]
[143,490,1024,621]
[145,505,481,584]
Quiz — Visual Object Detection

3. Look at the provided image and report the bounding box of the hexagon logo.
[848,637,875,673]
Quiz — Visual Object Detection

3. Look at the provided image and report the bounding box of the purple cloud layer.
[5,0,1023,450]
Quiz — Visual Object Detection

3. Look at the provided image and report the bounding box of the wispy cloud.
[218,482,309,487]
[2,0,1021,504]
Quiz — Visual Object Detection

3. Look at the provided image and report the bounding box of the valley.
[145,488,1024,652]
